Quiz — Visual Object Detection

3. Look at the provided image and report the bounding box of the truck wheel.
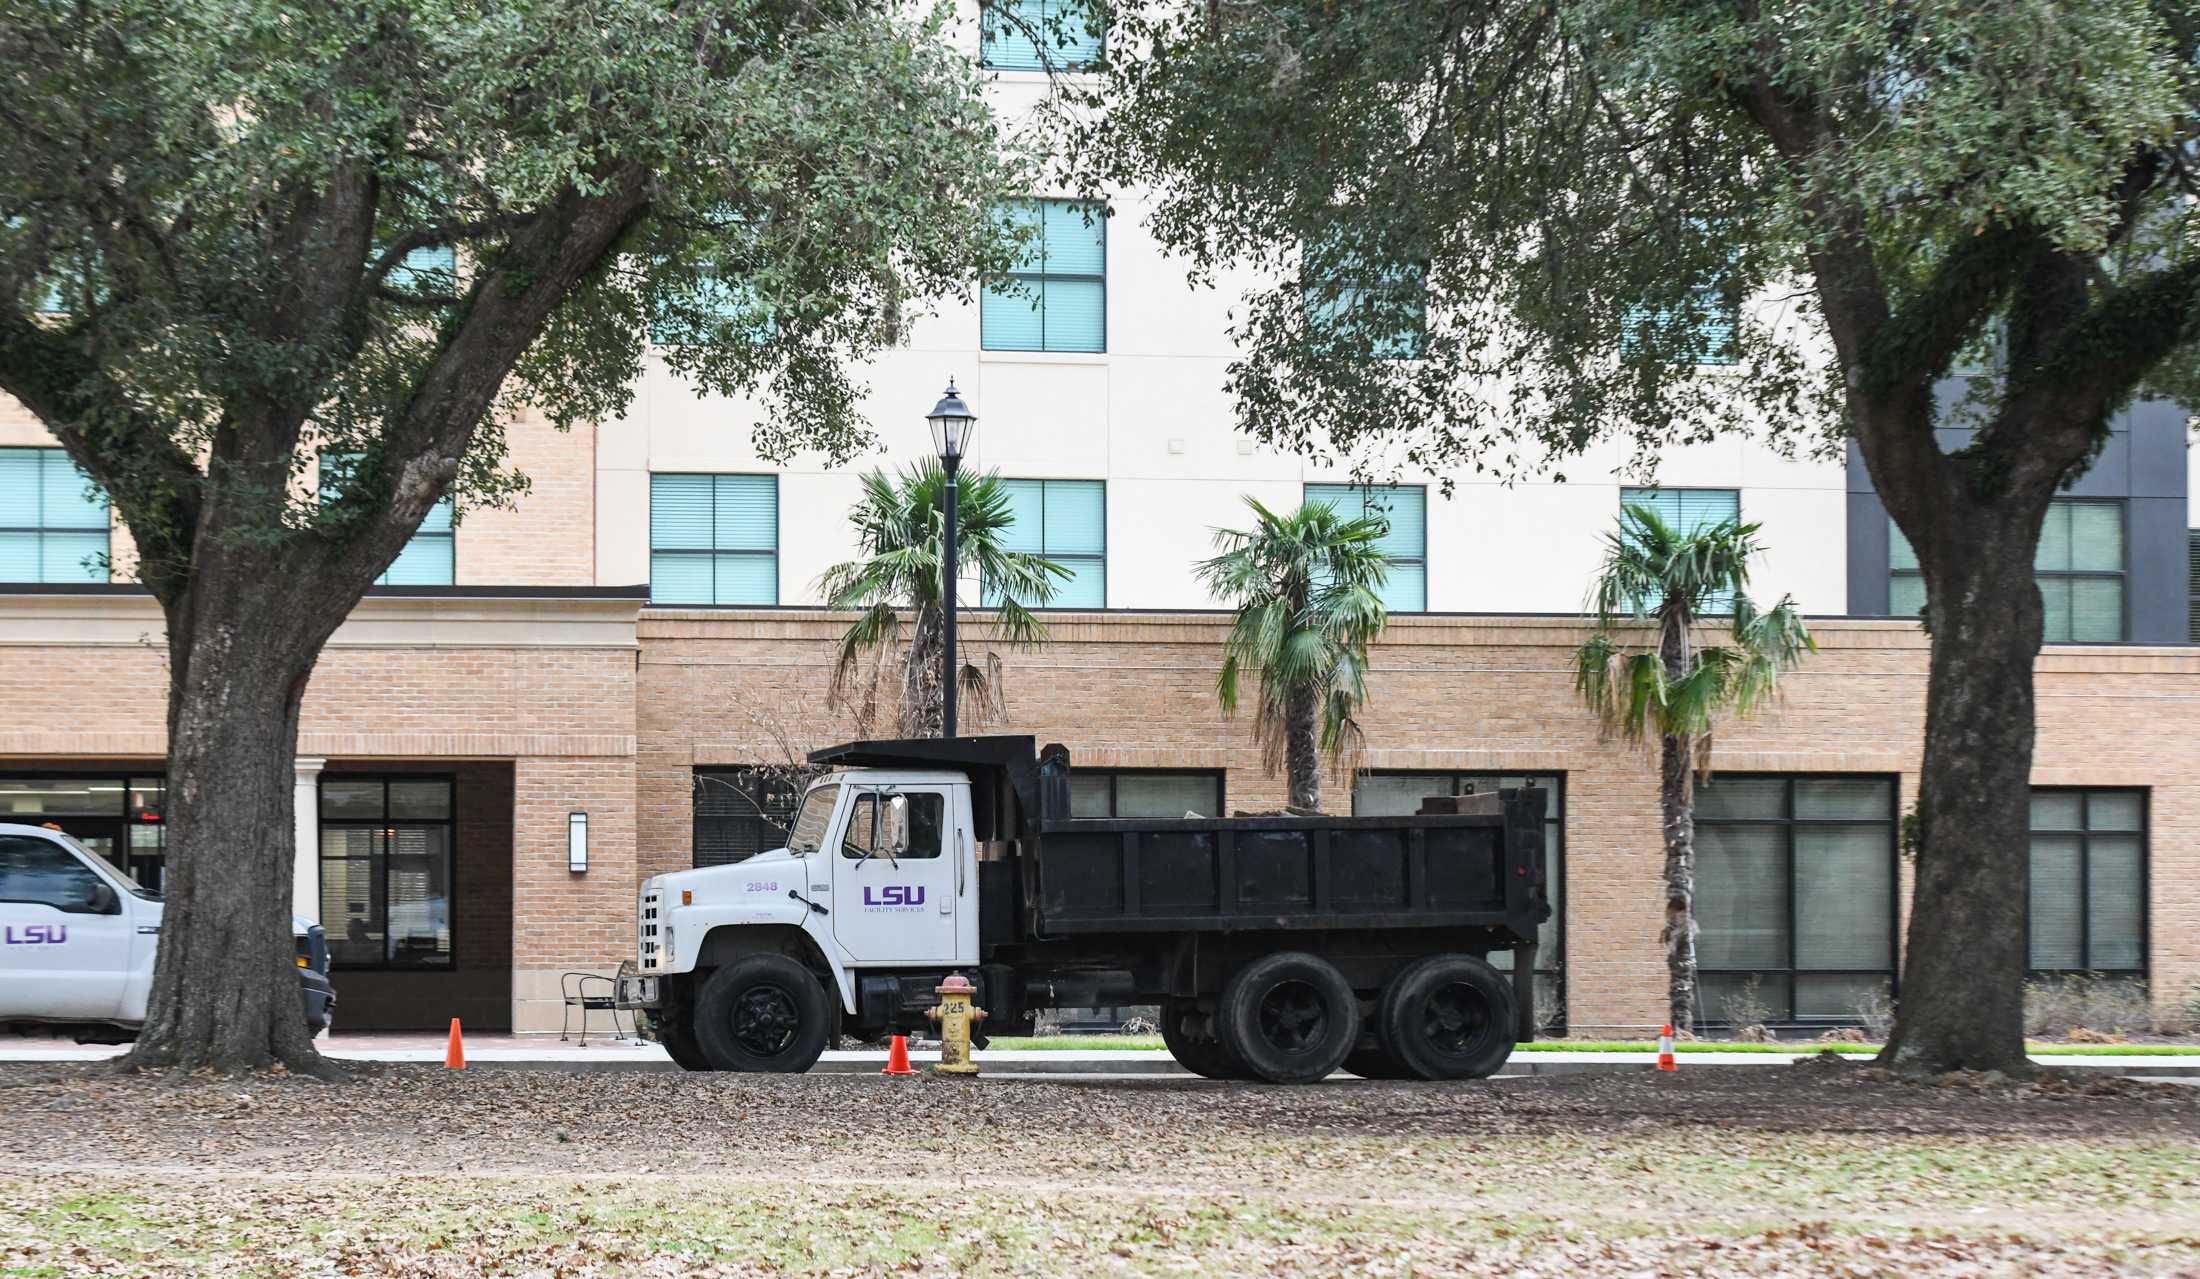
[658,1017,713,1072]
[1160,998,1242,1080]
[1376,954,1516,1081]
[692,955,833,1073]
[1214,952,1358,1085]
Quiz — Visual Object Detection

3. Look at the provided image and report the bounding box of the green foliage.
[818,461,1066,735]
[0,0,1025,584]
[1195,497,1393,781]
[1066,1,2198,480]
[1573,505,1814,765]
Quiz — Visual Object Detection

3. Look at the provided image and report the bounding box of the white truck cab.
[624,769,978,1069]
[0,822,335,1040]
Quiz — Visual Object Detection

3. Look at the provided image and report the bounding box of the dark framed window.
[649,473,778,605]
[1891,499,2125,642]
[1068,770,1224,820]
[1304,483,1427,612]
[2028,788,2147,977]
[319,775,455,970]
[319,453,455,586]
[0,446,110,583]
[0,773,167,892]
[991,478,1105,608]
[1353,773,1566,986]
[693,768,803,868]
[1694,775,1899,1027]
[981,199,1105,353]
[979,0,1103,70]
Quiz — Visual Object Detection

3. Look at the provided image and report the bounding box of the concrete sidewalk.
[4,1033,2193,1077]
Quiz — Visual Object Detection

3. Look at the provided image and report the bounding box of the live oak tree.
[1574,505,1813,1031]
[1073,0,2200,1073]
[0,0,1021,1073]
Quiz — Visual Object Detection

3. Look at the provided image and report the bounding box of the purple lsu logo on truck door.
[862,885,926,909]
[3,924,67,945]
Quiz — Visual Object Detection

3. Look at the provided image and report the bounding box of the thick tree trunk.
[1876,504,2045,1076]
[1283,685,1320,813]
[1659,731,1698,1033]
[119,571,332,1075]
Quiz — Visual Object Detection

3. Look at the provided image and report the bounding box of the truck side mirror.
[78,880,119,915]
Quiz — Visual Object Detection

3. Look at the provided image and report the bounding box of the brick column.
[293,756,324,923]
[510,754,637,1033]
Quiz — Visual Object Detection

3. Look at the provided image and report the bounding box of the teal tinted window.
[0,447,110,582]
[990,479,1105,608]
[1620,487,1740,614]
[1305,252,1426,359]
[1622,285,1737,365]
[650,474,778,605]
[387,245,459,296]
[979,0,1103,70]
[1304,483,1426,612]
[652,273,775,347]
[1889,500,2123,642]
[981,199,1105,353]
[320,453,455,587]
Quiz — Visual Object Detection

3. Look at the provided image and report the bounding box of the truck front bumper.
[614,968,659,1010]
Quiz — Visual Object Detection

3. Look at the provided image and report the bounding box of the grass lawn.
[1,1063,2194,1277]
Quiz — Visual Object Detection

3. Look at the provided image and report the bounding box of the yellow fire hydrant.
[925,973,987,1076]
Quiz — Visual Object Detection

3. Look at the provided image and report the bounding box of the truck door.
[0,831,135,1020]
[830,788,959,964]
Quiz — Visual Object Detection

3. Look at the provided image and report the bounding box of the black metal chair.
[560,971,631,1044]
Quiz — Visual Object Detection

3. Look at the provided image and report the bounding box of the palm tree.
[818,461,1067,739]
[1574,503,1814,1032]
[1197,496,1394,813]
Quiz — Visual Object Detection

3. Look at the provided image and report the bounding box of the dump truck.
[618,736,1549,1084]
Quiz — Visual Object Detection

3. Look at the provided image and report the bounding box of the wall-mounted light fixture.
[568,811,589,873]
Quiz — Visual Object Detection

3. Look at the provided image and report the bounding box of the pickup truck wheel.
[1159,998,1243,1080]
[693,955,833,1073]
[658,1018,713,1072]
[1214,952,1358,1085]
[1377,954,1516,1081]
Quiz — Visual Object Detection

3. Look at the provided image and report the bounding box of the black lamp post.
[926,380,976,739]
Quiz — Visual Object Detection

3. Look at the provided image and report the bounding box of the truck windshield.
[785,785,839,854]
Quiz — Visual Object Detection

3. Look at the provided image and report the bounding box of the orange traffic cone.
[445,1017,466,1070]
[881,1033,916,1076]
[1656,1024,1677,1072]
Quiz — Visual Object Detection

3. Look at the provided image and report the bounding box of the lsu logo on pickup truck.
[3,925,67,945]
[862,885,926,909]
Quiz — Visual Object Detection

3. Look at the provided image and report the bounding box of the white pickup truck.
[0,822,335,1041]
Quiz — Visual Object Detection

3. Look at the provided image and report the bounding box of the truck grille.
[639,889,661,969]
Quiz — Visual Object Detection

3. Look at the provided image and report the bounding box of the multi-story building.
[3,5,2195,1034]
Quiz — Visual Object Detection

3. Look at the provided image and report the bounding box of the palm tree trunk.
[1659,613,1697,1032]
[903,605,944,739]
[1659,730,1698,1032]
[1284,685,1320,812]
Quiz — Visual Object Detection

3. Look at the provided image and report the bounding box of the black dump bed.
[1026,791,1549,940]
[809,735,1552,947]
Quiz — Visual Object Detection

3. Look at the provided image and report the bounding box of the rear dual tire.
[1214,951,1360,1085]
[1374,954,1515,1081]
[1160,998,1245,1080]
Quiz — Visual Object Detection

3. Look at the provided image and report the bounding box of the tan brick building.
[4,0,2195,1030]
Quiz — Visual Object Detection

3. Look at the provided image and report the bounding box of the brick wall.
[457,411,597,587]
[634,610,2200,1032]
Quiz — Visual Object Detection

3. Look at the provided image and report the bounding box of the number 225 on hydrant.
[925,973,987,1076]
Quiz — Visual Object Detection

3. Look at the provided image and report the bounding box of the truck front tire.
[1376,953,1516,1081]
[692,955,834,1073]
[1214,951,1359,1084]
